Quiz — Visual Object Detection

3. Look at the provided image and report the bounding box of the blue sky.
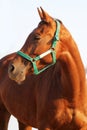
[0,0,87,130]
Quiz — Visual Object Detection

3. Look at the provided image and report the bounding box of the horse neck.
[58,29,86,105]
[68,38,86,86]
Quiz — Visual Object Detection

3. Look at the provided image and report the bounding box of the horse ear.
[37,7,43,20]
[37,7,52,22]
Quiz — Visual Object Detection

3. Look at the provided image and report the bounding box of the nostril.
[9,64,15,72]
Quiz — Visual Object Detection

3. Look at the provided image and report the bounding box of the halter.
[17,20,60,75]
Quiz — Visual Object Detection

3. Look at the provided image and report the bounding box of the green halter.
[17,20,60,75]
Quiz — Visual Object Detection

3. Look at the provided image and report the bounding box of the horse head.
[8,7,85,85]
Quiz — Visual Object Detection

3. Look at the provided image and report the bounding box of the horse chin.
[15,79,23,85]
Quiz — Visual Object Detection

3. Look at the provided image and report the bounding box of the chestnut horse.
[2,7,87,130]
[0,53,32,130]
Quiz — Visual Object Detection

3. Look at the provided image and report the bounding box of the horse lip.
[8,73,24,85]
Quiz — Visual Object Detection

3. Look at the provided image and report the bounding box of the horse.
[0,53,32,130]
[2,7,87,130]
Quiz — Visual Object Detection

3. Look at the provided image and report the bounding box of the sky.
[0,0,87,130]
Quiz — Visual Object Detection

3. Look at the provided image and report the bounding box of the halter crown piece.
[17,20,60,75]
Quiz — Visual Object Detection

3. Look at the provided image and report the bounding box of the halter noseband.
[17,20,60,75]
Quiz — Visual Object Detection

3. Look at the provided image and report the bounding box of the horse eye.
[34,34,40,41]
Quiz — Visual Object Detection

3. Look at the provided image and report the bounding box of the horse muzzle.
[8,63,26,84]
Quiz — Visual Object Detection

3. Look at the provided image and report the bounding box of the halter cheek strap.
[17,20,60,75]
